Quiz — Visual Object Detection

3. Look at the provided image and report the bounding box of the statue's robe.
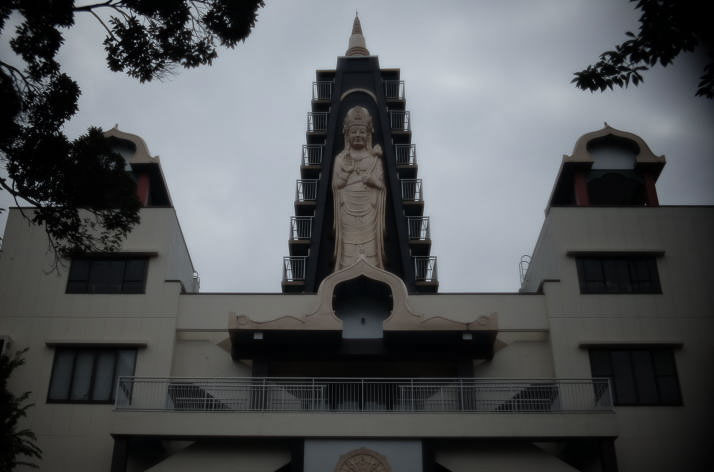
[332,148,386,270]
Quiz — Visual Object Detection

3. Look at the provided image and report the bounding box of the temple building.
[1,16,712,472]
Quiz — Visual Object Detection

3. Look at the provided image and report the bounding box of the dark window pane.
[657,376,682,404]
[124,259,147,282]
[611,351,637,404]
[589,350,612,377]
[576,255,660,294]
[632,351,658,404]
[48,350,75,400]
[603,259,630,292]
[70,351,94,401]
[652,350,676,375]
[49,348,137,403]
[67,257,147,293]
[91,351,116,401]
[116,350,137,380]
[582,259,603,282]
[88,260,125,293]
[68,259,90,281]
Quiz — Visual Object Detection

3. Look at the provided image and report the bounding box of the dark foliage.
[0,349,42,470]
[572,0,713,98]
[1,0,264,262]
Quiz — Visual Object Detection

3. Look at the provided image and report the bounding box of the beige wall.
[0,207,193,471]
[524,206,714,471]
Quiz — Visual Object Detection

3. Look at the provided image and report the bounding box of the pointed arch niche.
[333,276,393,339]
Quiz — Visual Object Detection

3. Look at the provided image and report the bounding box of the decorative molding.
[340,88,378,103]
[230,257,498,333]
[565,123,665,166]
[104,126,160,164]
[334,448,391,472]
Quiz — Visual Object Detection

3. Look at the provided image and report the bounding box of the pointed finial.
[346,13,369,56]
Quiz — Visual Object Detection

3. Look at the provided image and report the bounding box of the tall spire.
[345,13,370,56]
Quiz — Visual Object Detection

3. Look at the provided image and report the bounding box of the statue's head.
[343,106,374,151]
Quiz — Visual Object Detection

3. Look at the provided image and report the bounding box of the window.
[66,257,148,293]
[589,348,682,406]
[47,348,137,403]
[576,255,660,293]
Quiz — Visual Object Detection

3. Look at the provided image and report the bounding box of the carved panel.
[333,447,392,472]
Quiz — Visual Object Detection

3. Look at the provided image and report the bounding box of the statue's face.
[348,125,368,149]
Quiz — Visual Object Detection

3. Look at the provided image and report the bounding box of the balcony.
[302,144,323,167]
[407,217,430,241]
[395,144,417,167]
[307,112,329,133]
[112,377,616,439]
[401,179,423,202]
[384,80,405,100]
[312,81,333,101]
[282,256,307,283]
[389,111,410,132]
[289,216,313,240]
[116,377,611,413]
[414,256,438,284]
[295,179,318,202]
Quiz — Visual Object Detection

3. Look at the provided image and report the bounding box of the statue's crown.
[343,106,373,131]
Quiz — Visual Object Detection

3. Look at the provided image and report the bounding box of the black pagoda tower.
[283,16,437,294]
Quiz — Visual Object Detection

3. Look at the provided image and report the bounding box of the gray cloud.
[1,0,712,293]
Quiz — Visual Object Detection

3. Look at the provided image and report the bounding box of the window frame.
[66,255,150,294]
[589,347,682,406]
[574,254,662,294]
[47,347,137,404]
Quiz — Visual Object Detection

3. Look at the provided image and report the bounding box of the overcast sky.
[1,0,713,293]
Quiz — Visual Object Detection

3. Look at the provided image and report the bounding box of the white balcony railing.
[283,257,307,282]
[307,112,329,133]
[302,144,323,166]
[115,377,613,413]
[289,216,312,240]
[295,179,318,202]
[401,179,423,202]
[395,144,417,166]
[390,111,410,132]
[312,81,333,101]
[407,217,430,241]
[384,80,405,100]
[414,256,437,282]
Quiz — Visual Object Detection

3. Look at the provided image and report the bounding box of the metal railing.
[384,80,405,100]
[302,144,323,166]
[407,217,430,240]
[295,179,318,202]
[389,111,410,132]
[414,256,438,283]
[289,216,313,240]
[394,144,417,166]
[312,81,333,101]
[307,112,329,133]
[115,377,613,413]
[519,255,531,285]
[283,257,307,282]
[401,179,423,202]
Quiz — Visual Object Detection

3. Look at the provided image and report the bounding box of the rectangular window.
[589,348,682,406]
[66,257,148,294]
[576,255,660,293]
[47,347,137,403]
